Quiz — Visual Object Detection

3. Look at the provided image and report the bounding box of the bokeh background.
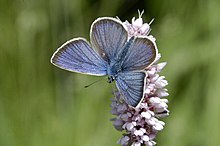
[1,0,220,146]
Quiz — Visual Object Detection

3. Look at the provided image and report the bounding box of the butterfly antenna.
[84,78,104,88]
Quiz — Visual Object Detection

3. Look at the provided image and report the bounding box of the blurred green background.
[1,0,220,146]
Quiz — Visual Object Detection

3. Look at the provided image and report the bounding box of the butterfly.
[50,17,158,107]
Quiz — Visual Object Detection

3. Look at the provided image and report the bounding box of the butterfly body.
[51,17,158,107]
[107,36,135,83]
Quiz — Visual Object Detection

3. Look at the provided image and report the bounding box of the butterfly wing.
[90,17,128,62]
[51,38,107,76]
[116,71,147,107]
[121,36,158,71]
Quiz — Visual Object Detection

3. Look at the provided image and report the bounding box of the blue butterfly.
[51,17,158,107]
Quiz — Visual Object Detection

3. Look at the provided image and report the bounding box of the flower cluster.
[111,12,169,146]
[123,10,154,37]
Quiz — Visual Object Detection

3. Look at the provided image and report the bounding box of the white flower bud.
[141,111,151,119]
[153,122,164,131]
[142,135,150,142]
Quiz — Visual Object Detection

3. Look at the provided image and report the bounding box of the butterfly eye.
[107,76,115,83]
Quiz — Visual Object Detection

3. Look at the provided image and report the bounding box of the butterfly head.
[107,75,115,83]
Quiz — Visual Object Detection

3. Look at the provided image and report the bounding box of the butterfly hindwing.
[116,71,147,107]
[51,38,107,76]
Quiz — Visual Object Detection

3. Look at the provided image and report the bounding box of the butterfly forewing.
[51,38,107,76]
[116,71,147,107]
[121,37,157,71]
[90,17,128,62]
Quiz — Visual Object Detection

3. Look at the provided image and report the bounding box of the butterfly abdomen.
[118,36,135,61]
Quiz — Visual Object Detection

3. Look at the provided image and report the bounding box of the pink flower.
[123,10,155,38]
[111,11,169,146]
